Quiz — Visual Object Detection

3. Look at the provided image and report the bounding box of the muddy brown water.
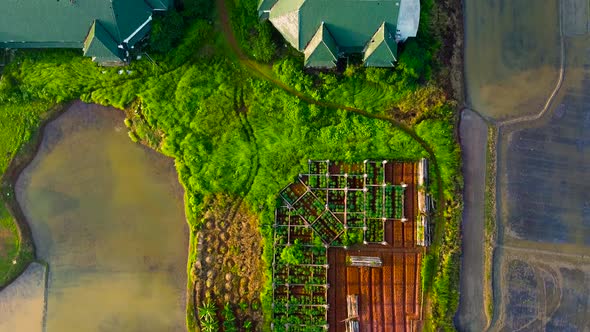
[15,102,188,331]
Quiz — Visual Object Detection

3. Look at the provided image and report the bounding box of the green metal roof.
[258,0,279,18]
[83,21,122,63]
[267,0,401,51]
[303,23,338,68]
[0,0,167,63]
[363,23,397,67]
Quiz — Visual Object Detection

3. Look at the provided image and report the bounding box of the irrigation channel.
[2,102,188,331]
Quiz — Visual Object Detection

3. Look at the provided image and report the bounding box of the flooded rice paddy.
[462,0,590,329]
[464,0,561,120]
[14,102,188,331]
[0,262,46,331]
[493,30,590,330]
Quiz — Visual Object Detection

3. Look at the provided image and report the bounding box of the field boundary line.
[499,244,590,260]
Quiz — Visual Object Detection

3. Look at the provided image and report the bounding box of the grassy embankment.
[0,0,463,329]
[0,101,52,288]
[483,126,497,324]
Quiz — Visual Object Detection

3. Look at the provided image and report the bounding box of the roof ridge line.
[319,23,337,60]
[95,20,120,46]
[142,0,155,10]
[382,23,397,60]
[107,0,123,43]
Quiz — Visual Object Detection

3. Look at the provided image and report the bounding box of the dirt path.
[0,262,46,332]
[455,109,488,331]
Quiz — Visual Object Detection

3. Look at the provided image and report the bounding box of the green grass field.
[0,101,50,286]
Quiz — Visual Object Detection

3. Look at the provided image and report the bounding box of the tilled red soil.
[328,249,422,331]
[327,162,423,331]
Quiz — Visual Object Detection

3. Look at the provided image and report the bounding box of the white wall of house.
[396,0,420,42]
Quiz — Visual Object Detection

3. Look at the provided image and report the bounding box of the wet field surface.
[461,0,590,330]
[493,32,590,330]
[464,0,561,120]
[14,102,188,332]
[0,262,46,331]
[492,7,590,332]
[504,75,590,244]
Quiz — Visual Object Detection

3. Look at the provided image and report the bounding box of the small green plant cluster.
[198,300,219,332]
[280,239,304,265]
[221,303,238,332]
[341,228,364,246]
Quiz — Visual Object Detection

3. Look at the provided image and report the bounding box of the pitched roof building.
[258,0,420,68]
[0,0,171,65]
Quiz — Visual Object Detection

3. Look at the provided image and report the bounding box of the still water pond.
[16,102,187,331]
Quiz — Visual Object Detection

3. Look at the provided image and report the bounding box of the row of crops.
[272,223,329,331]
[306,160,398,188]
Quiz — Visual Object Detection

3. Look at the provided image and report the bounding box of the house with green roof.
[258,0,420,68]
[0,0,171,65]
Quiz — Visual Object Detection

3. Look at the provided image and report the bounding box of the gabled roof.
[83,21,122,63]
[269,0,304,48]
[261,0,420,68]
[304,23,338,68]
[363,23,398,67]
[0,0,166,63]
[266,0,401,52]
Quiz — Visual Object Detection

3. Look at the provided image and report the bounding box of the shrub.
[280,239,304,265]
[150,11,185,54]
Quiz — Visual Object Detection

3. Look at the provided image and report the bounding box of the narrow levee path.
[455,109,488,331]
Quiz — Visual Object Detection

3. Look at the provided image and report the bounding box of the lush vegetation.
[0,0,462,329]
[0,101,51,285]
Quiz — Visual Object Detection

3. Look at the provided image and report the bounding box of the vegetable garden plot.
[346,213,365,228]
[327,175,347,189]
[347,175,365,189]
[273,160,426,331]
[327,190,346,211]
[366,218,385,243]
